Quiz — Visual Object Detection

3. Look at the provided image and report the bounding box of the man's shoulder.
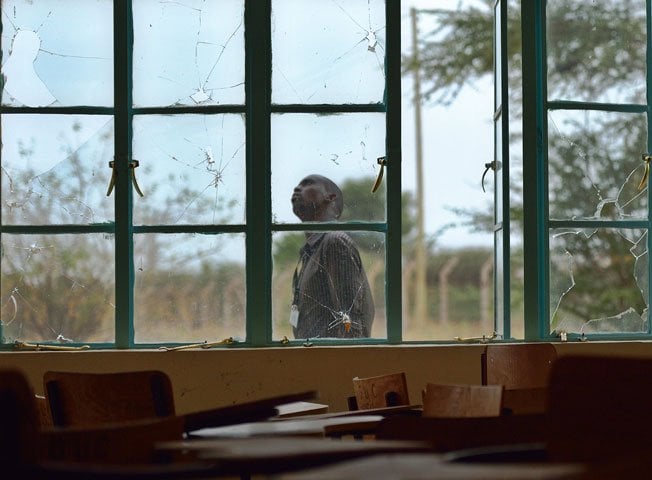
[320,231,355,247]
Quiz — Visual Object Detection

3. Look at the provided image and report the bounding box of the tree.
[410,0,648,331]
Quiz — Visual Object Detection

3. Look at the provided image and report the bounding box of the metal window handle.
[371,156,387,193]
[106,159,144,197]
[638,154,651,191]
[481,161,496,193]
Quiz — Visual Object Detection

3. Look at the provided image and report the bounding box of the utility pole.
[411,7,427,326]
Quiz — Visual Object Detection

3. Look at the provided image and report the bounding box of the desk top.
[158,437,431,476]
[276,401,329,418]
[188,414,385,438]
[278,453,586,479]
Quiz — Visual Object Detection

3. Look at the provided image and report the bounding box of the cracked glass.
[1,114,115,225]
[272,0,385,104]
[1,233,115,344]
[548,110,648,221]
[132,0,244,108]
[550,228,647,335]
[272,230,385,341]
[134,233,245,344]
[132,114,245,225]
[1,0,113,107]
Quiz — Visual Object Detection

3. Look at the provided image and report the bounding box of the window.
[0,0,401,348]
[521,0,651,340]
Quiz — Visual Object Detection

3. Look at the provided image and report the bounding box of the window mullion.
[386,0,402,343]
[522,0,548,340]
[245,0,272,346]
[113,0,135,348]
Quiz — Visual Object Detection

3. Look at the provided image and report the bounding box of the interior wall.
[3,342,652,414]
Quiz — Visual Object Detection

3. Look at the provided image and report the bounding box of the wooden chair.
[44,369,317,433]
[352,372,409,410]
[546,355,652,463]
[447,355,652,469]
[45,370,175,427]
[421,383,504,418]
[481,343,557,389]
[1,368,219,478]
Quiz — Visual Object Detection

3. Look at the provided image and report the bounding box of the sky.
[0,0,494,250]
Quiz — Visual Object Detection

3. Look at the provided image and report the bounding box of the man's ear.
[326,193,337,202]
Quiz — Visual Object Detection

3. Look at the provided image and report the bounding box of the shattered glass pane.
[272,0,385,104]
[134,233,245,343]
[272,230,385,340]
[546,0,646,104]
[271,113,386,223]
[133,0,244,107]
[548,110,648,221]
[1,0,113,107]
[1,233,115,343]
[132,114,245,225]
[1,114,114,225]
[550,228,648,335]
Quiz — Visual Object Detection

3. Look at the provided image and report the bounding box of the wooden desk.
[188,414,385,438]
[157,437,431,476]
[277,453,586,479]
[274,404,422,421]
[276,401,329,418]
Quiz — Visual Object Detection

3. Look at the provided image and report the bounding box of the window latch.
[106,159,145,197]
[638,153,651,191]
[481,161,496,193]
[371,156,387,193]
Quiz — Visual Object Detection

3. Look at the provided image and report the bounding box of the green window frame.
[521,0,652,341]
[0,0,402,349]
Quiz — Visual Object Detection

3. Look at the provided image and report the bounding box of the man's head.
[291,174,344,222]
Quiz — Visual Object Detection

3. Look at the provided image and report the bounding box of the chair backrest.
[352,372,409,410]
[546,355,652,463]
[421,383,504,418]
[44,370,176,427]
[0,369,41,470]
[482,343,557,389]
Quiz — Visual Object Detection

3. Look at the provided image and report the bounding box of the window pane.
[1,233,115,343]
[132,114,245,226]
[494,1,502,107]
[400,2,494,342]
[1,115,114,225]
[133,0,245,107]
[1,0,113,107]
[546,0,646,104]
[495,115,503,223]
[550,228,648,335]
[548,110,648,221]
[272,230,385,341]
[271,113,385,223]
[271,0,385,104]
[134,233,245,343]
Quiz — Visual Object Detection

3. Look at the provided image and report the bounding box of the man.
[290,174,374,338]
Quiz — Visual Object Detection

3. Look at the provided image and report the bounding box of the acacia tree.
[411,0,648,326]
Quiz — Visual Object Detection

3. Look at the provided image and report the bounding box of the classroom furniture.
[351,372,410,410]
[481,343,557,389]
[545,354,652,463]
[157,437,432,477]
[375,414,548,453]
[44,369,316,431]
[275,452,586,479]
[0,368,217,478]
[45,370,175,427]
[421,383,504,418]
